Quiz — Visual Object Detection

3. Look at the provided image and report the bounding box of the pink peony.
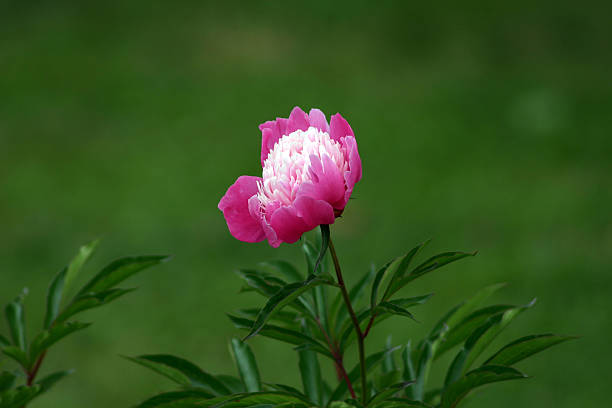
[218,107,362,247]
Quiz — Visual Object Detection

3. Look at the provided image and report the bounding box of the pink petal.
[286,106,310,134]
[308,108,329,133]
[341,136,362,205]
[330,113,354,142]
[269,205,310,244]
[293,195,335,228]
[218,176,265,243]
[298,153,346,209]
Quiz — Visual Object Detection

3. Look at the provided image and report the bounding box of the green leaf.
[385,252,475,301]
[332,265,375,334]
[258,260,303,282]
[369,382,414,406]
[125,354,230,395]
[134,389,216,408]
[216,375,245,394]
[370,259,395,312]
[312,225,330,276]
[329,345,401,402]
[236,270,285,297]
[297,321,323,405]
[228,315,332,359]
[44,267,67,329]
[1,346,29,369]
[0,335,9,348]
[440,365,527,408]
[55,288,135,323]
[373,398,432,408]
[303,239,330,334]
[444,300,535,387]
[0,371,16,392]
[483,334,576,366]
[401,342,416,395]
[382,336,397,373]
[411,340,433,401]
[244,275,331,341]
[63,239,99,295]
[434,304,515,358]
[29,322,91,363]
[4,295,26,350]
[377,302,417,322]
[264,383,308,399]
[381,241,429,301]
[0,385,40,408]
[230,338,261,392]
[77,255,169,296]
[35,369,74,396]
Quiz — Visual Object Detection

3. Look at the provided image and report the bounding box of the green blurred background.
[1,1,610,406]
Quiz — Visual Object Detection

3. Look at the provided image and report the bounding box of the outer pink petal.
[286,106,310,134]
[218,176,265,243]
[269,205,310,244]
[308,108,329,133]
[330,113,354,142]
[299,153,346,209]
[341,136,362,205]
[293,195,335,228]
[259,118,288,167]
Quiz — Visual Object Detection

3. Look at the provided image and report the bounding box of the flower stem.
[328,234,368,406]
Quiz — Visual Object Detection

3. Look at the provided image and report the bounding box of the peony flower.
[218,106,362,247]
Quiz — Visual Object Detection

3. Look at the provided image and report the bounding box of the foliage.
[0,240,168,408]
[129,230,574,408]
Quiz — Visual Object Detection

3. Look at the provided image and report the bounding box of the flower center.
[257,127,347,210]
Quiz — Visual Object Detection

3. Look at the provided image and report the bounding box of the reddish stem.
[363,314,376,338]
[27,350,47,386]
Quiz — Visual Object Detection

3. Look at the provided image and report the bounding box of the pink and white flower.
[218,107,362,247]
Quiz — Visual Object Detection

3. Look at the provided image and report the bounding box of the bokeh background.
[1,1,610,407]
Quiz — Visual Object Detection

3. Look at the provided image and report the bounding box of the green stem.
[328,233,368,405]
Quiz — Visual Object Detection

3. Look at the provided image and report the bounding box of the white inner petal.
[257,127,347,210]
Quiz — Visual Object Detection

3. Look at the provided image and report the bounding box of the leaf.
[125,354,230,396]
[377,302,417,322]
[370,259,395,312]
[381,241,429,301]
[236,270,285,297]
[44,267,67,329]
[483,334,576,366]
[29,322,91,363]
[401,342,416,394]
[303,240,330,334]
[434,304,515,358]
[312,224,330,276]
[440,365,527,408]
[0,371,16,392]
[0,385,40,408]
[382,336,397,373]
[373,398,432,408]
[244,275,331,341]
[0,335,9,348]
[411,340,432,401]
[444,300,535,387]
[55,288,136,323]
[134,389,216,408]
[216,375,245,394]
[329,346,401,402]
[4,295,26,350]
[63,239,99,295]
[77,255,170,296]
[205,391,311,408]
[35,369,74,396]
[332,265,375,334]
[384,252,475,300]
[297,321,323,405]
[230,338,261,392]
[1,346,29,369]
[264,383,308,399]
[369,382,414,406]
[258,260,303,282]
[228,315,332,359]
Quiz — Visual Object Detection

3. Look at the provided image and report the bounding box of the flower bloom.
[218,107,362,247]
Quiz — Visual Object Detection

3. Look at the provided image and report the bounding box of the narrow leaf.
[35,369,74,396]
[381,241,429,301]
[125,354,230,395]
[134,389,215,408]
[0,371,16,392]
[0,334,9,348]
[77,255,170,296]
[244,276,330,341]
[0,385,40,408]
[63,239,99,295]
[55,288,135,323]
[4,295,26,350]
[483,334,576,366]
[440,365,527,408]
[29,322,91,363]
[297,321,323,405]
[44,268,67,329]
[230,338,261,392]
[1,346,29,369]
[258,260,303,282]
